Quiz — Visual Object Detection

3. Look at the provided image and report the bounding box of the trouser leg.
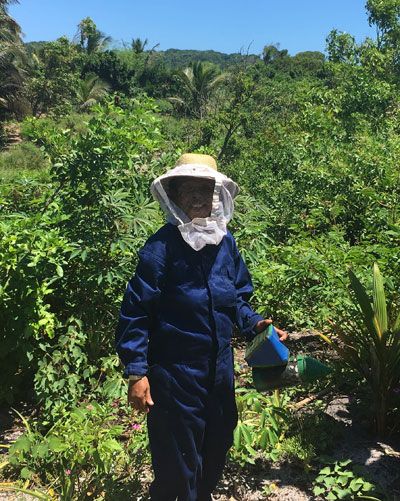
[148,405,203,500]
[196,380,238,500]
[147,363,208,501]
[146,358,236,501]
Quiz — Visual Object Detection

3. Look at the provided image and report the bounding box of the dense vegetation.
[1,0,400,498]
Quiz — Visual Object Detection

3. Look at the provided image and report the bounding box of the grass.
[0,142,50,182]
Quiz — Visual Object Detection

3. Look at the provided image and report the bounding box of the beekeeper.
[115,153,287,501]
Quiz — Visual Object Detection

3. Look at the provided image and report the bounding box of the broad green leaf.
[233,424,242,450]
[35,443,49,458]
[12,435,31,452]
[101,438,123,452]
[267,427,278,445]
[348,269,377,340]
[338,475,350,486]
[334,487,351,499]
[313,486,325,496]
[20,467,33,479]
[372,263,387,336]
[362,481,374,491]
[259,429,268,450]
[47,436,65,452]
[241,424,252,446]
[349,479,362,492]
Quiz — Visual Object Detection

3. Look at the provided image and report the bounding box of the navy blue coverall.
[115,222,263,501]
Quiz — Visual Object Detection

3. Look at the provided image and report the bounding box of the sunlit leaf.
[372,263,387,336]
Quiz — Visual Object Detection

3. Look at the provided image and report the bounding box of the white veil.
[150,163,239,251]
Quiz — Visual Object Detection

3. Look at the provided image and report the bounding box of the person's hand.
[255,318,289,342]
[128,376,154,413]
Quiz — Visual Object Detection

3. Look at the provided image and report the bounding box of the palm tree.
[169,61,227,119]
[131,37,148,54]
[76,73,110,109]
[0,0,22,69]
[76,17,112,54]
[0,0,28,118]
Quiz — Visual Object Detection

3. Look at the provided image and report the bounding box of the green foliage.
[21,113,89,154]
[262,44,288,65]
[82,50,135,94]
[262,46,326,79]
[76,17,111,55]
[153,48,259,70]
[26,37,83,116]
[34,319,127,421]
[0,0,27,120]
[321,264,400,434]
[326,30,358,64]
[169,61,227,118]
[6,402,148,500]
[278,436,315,469]
[367,0,400,47]
[230,389,290,465]
[278,411,341,470]
[0,209,72,403]
[313,460,378,500]
[0,97,166,408]
[197,68,258,160]
[0,141,49,179]
[75,72,110,110]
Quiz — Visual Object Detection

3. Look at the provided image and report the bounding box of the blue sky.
[10,0,376,56]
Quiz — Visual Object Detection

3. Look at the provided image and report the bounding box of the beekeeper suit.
[115,153,264,501]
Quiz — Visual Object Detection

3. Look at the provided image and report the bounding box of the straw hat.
[175,153,218,171]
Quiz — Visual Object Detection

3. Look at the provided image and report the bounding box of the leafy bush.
[34,320,127,422]
[231,389,290,465]
[4,402,149,500]
[25,37,83,116]
[0,210,72,403]
[313,460,377,500]
[0,97,167,408]
[21,113,91,144]
[321,264,400,434]
[0,142,49,178]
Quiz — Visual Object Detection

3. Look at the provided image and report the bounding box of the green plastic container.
[251,355,332,392]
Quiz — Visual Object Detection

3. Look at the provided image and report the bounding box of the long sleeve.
[115,248,165,377]
[232,240,263,341]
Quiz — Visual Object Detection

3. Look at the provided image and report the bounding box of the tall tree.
[76,17,112,54]
[131,37,148,54]
[326,29,358,64]
[366,0,400,48]
[26,37,83,115]
[169,61,227,119]
[0,0,27,118]
[262,44,288,65]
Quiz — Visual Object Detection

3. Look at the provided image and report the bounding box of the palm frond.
[348,269,379,340]
[373,263,388,336]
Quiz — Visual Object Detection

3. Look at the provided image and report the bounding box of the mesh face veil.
[150,162,239,251]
